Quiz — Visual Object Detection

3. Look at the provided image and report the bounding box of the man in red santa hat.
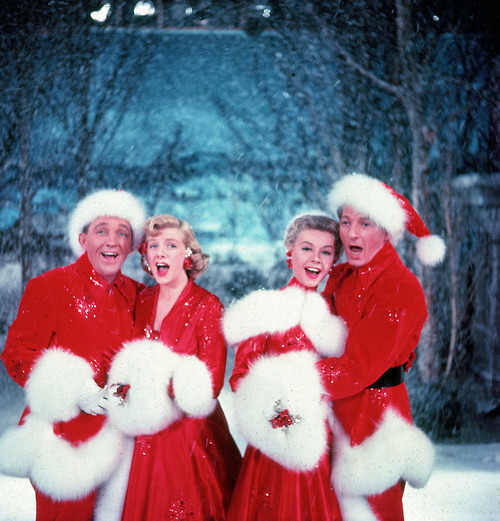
[319,173,446,521]
[0,189,146,521]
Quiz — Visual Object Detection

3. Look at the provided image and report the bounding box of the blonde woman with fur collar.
[222,212,346,521]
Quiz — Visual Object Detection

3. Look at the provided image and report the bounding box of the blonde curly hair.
[140,214,209,280]
[284,212,342,262]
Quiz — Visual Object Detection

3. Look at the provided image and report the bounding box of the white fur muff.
[233,350,329,472]
[106,338,183,436]
[106,338,217,436]
[223,285,347,472]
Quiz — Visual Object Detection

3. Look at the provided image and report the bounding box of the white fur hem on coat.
[25,347,96,423]
[94,436,135,521]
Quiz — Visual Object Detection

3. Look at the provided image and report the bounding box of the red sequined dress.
[223,278,345,521]
[119,279,241,521]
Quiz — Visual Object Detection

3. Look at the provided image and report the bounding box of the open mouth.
[101,252,118,259]
[305,267,321,276]
[156,262,169,275]
[349,246,363,256]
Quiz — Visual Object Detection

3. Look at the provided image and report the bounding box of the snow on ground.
[1,445,498,521]
[1,389,499,521]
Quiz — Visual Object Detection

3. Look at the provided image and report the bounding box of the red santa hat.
[328,173,446,266]
[68,189,146,257]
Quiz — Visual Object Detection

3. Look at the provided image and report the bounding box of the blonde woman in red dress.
[100,214,241,521]
[222,212,347,521]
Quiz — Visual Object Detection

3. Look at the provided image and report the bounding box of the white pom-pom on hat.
[415,234,446,266]
[68,189,146,258]
[328,173,446,266]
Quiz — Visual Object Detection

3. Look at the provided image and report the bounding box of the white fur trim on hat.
[106,339,182,437]
[172,355,217,417]
[0,414,124,500]
[26,348,96,423]
[233,350,329,471]
[328,173,407,243]
[68,189,146,257]
[331,408,435,499]
[329,173,447,265]
[223,286,346,357]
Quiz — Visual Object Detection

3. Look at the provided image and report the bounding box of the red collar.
[339,241,400,289]
[285,276,320,292]
[75,253,134,304]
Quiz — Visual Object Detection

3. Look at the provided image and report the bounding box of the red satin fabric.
[34,489,97,521]
[121,405,241,521]
[368,483,405,521]
[227,438,342,521]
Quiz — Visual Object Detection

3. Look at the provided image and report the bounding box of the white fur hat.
[68,189,146,257]
[328,173,446,266]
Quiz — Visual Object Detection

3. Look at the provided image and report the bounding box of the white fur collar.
[223,285,346,358]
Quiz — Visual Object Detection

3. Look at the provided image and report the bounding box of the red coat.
[319,242,429,521]
[1,254,142,520]
[223,278,346,521]
[3,254,140,391]
[118,279,241,521]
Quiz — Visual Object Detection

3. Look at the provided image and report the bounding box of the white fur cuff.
[0,414,124,500]
[172,355,217,417]
[26,348,96,422]
[332,408,435,498]
[234,350,328,471]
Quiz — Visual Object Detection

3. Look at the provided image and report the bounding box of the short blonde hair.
[141,214,209,280]
[284,212,342,261]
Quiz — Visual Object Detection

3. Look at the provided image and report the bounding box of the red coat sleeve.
[195,294,227,396]
[229,334,268,392]
[318,274,427,400]
[2,276,57,387]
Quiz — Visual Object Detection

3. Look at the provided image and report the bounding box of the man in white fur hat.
[318,173,445,521]
[1,189,146,521]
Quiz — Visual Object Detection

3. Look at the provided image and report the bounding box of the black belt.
[367,365,405,389]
